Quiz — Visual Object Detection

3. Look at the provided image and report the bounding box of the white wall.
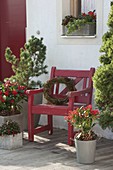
[26,0,109,79]
[26,0,112,138]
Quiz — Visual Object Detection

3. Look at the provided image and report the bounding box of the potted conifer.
[93,4,113,134]
[5,35,48,88]
[3,36,48,130]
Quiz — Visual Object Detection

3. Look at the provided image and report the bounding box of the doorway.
[0,0,26,81]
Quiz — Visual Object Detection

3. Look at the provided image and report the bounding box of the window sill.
[61,35,97,39]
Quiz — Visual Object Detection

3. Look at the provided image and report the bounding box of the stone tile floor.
[0,128,113,170]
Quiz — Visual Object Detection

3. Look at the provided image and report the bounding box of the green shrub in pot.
[5,35,48,89]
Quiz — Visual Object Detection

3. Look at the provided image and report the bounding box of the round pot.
[74,138,96,164]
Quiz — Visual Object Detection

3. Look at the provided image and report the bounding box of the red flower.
[82,13,86,16]
[8,129,10,135]
[10,99,14,103]
[64,116,68,121]
[91,110,99,115]
[4,81,11,87]
[12,90,18,95]
[0,80,26,113]
[4,91,9,96]
[93,15,96,20]
[65,105,100,140]
[18,85,26,90]
[0,96,5,102]
[88,11,94,17]
[86,105,92,109]
[24,90,27,95]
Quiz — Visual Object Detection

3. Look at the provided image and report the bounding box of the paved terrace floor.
[0,128,113,170]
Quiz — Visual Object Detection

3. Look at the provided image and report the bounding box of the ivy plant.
[62,11,96,35]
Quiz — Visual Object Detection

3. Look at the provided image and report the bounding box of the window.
[56,0,103,44]
[62,0,96,36]
[70,0,96,17]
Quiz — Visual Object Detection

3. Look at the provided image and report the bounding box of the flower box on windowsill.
[63,23,96,36]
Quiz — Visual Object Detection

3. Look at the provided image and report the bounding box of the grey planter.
[22,93,43,131]
[0,132,23,150]
[63,23,96,36]
[0,113,23,132]
[75,139,96,164]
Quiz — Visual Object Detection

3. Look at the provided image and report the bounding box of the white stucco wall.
[26,0,113,138]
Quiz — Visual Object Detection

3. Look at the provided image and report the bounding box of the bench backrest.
[50,67,95,105]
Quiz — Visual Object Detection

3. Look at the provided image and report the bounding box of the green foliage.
[5,36,48,89]
[62,11,96,35]
[0,81,27,115]
[99,31,113,64]
[93,63,113,110]
[99,108,113,131]
[0,120,20,136]
[108,4,113,28]
[99,5,113,65]
[93,4,113,130]
[66,19,86,35]
[62,15,75,26]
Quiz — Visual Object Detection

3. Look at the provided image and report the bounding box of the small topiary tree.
[93,4,113,130]
[5,36,48,88]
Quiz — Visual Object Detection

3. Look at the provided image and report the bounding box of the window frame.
[56,0,103,45]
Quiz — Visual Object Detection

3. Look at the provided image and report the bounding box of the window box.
[63,23,96,36]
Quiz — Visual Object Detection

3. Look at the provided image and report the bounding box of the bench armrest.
[67,87,92,98]
[26,88,44,95]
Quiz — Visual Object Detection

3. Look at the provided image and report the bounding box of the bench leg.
[28,112,34,142]
[68,122,74,146]
[48,115,53,135]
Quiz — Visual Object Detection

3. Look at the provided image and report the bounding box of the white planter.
[75,139,96,164]
[0,113,23,132]
[0,133,23,150]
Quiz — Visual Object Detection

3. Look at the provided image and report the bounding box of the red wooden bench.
[26,67,95,145]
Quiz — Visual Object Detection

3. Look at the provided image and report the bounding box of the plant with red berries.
[0,120,20,136]
[0,81,27,116]
[65,105,99,140]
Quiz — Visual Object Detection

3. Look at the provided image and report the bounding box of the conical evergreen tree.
[5,36,48,88]
[93,4,113,130]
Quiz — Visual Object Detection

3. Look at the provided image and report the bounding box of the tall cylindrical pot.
[75,139,96,164]
[22,93,42,131]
